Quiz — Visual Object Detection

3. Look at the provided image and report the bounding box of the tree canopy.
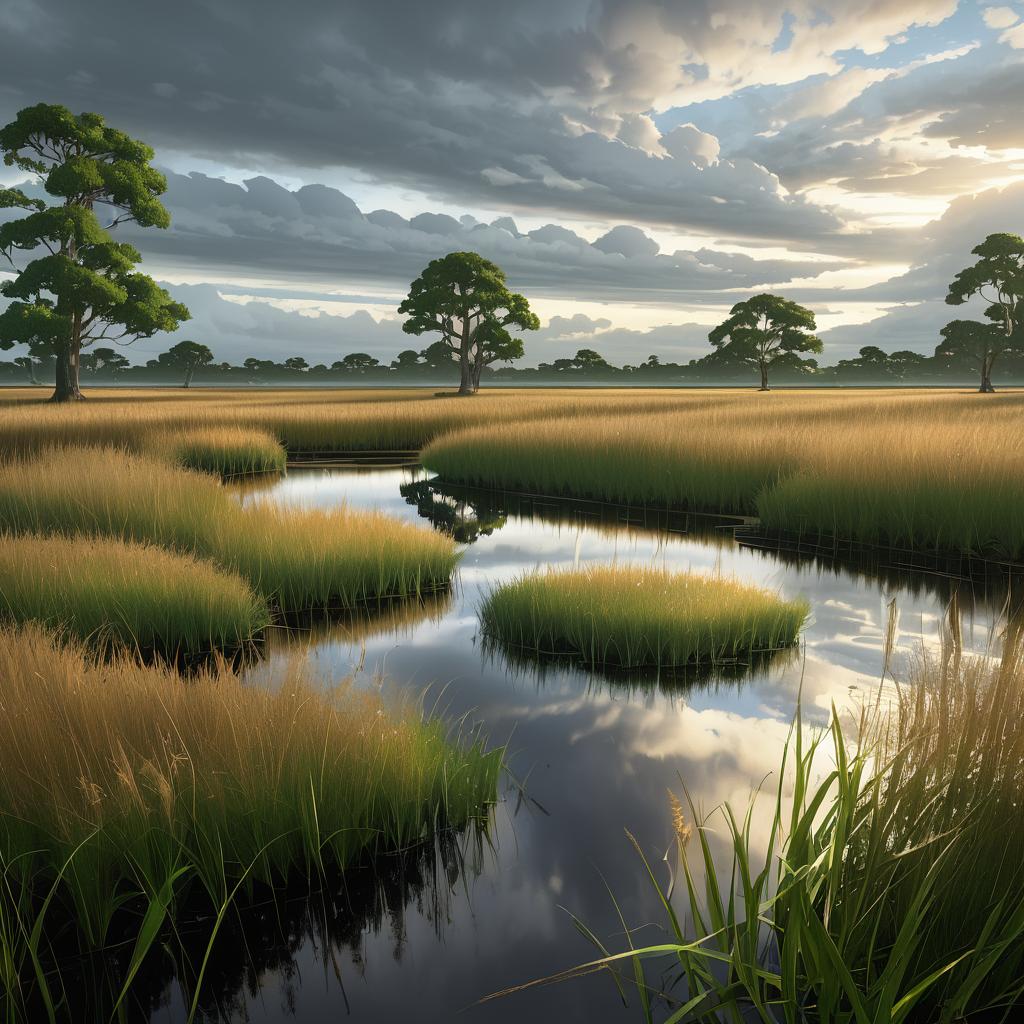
[398,251,538,394]
[0,103,188,401]
[708,293,821,391]
[944,234,1024,392]
[151,339,213,387]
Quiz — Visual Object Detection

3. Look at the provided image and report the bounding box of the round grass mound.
[0,533,271,655]
[480,565,808,670]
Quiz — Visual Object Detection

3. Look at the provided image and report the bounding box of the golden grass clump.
[0,625,501,945]
[146,425,287,476]
[479,565,808,669]
[0,447,460,608]
[0,534,269,653]
[213,499,461,609]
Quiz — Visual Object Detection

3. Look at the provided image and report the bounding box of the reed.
[0,533,269,654]
[479,566,808,669]
[0,625,501,966]
[545,636,1024,1022]
[0,448,460,608]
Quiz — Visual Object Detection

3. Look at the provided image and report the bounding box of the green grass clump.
[479,565,808,669]
[757,463,1024,559]
[148,426,287,477]
[551,641,1024,1022]
[0,448,459,609]
[0,625,501,972]
[0,534,269,654]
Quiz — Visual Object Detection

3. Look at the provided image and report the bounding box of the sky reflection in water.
[151,466,1008,1024]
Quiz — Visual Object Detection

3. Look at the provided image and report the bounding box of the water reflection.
[116,465,1023,1022]
[47,829,490,1024]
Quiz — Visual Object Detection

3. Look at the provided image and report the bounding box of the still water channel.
[142,464,1009,1024]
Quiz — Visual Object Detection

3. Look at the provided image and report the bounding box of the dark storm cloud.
[110,171,847,300]
[0,0,850,243]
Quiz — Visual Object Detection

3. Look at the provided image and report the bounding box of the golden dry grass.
[0,533,269,653]
[422,389,1024,557]
[0,447,460,607]
[0,625,500,944]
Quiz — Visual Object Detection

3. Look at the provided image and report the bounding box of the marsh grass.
[536,635,1024,1022]
[423,391,1024,558]
[0,448,460,609]
[479,566,808,670]
[148,426,287,476]
[0,534,269,655]
[0,626,501,1009]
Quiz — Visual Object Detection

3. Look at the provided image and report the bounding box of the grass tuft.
[148,426,287,477]
[0,447,460,609]
[0,625,501,956]
[0,533,269,654]
[479,565,808,669]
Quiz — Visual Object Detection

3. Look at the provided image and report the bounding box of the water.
[146,466,1008,1023]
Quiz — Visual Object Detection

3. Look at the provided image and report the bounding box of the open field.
[0,625,500,1005]
[0,534,269,653]
[5,387,1023,559]
[480,565,808,669]
[0,447,460,609]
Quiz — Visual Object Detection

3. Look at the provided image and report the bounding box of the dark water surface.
[143,466,1008,1024]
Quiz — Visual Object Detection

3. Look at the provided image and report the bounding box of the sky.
[1,0,1023,367]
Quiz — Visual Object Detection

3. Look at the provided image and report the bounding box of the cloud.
[0,0,951,244]
[107,171,848,301]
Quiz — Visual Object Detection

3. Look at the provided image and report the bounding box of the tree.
[398,251,538,395]
[81,345,130,378]
[0,104,189,402]
[155,339,214,387]
[937,319,1008,393]
[283,356,309,372]
[946,234,1024,392]
[332,352,380,373]
[13,354,40,385]
[391,348,421,371]
[708,293,821,391]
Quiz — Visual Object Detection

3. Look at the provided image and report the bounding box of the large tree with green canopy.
[945,233,1024,393]
[0,103,189,402]
[398,251,539,394]
[708,293,821,391]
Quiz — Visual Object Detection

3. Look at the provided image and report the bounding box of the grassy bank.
[0,448,460,608]
[423,391,1024,557]
[480,566,808,669]
[0,626,501,1005]
[0,534,269,654]
[0,386,711,465]
[550,639,1024,1022]
[148,425,287,476]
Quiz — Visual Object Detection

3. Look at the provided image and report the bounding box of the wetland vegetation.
[480,565,808,671]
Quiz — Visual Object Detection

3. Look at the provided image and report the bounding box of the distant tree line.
[0,100,1019,398]
[7,331,1024,388]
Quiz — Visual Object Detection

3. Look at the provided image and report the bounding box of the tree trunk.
[979,352,996,393]
[457,321,474,395]
[183,366,193,388]
[758,362,770,391]
[49,340,85,402]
